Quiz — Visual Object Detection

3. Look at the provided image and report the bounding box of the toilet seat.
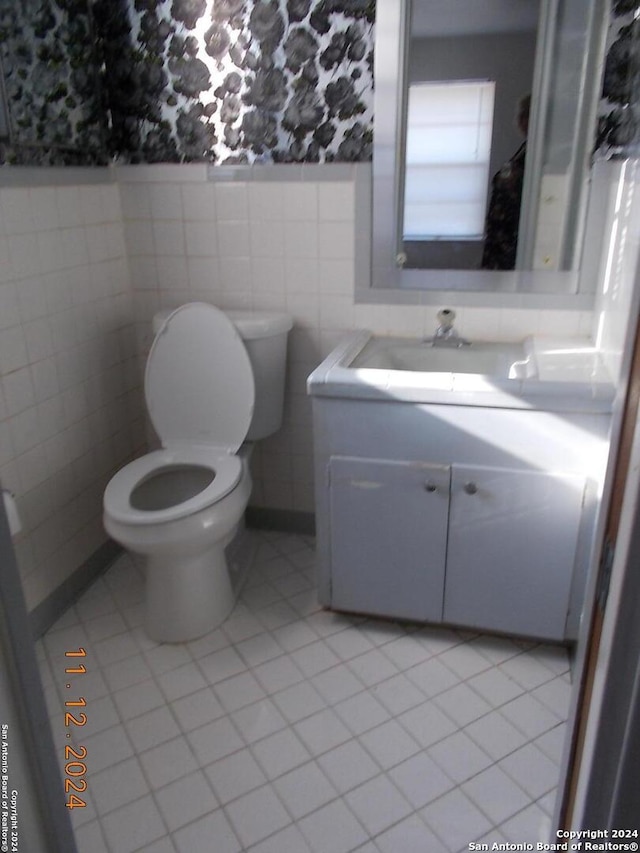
[146,302,254,453]
[104,303,256,527]
[104,446,242,525]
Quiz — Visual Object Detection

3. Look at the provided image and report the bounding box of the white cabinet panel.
[312,396,605,641]
[444,465,585,640]
[329,456,449,622]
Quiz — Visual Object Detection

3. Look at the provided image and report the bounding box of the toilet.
[103,302,292,643]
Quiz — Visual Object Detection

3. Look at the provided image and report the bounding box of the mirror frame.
[359,0,609,309]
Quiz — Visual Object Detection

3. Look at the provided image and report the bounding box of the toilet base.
[145,543,236,643]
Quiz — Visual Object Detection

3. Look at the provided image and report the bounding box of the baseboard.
[29,539,122,639]
[245,507,316,537]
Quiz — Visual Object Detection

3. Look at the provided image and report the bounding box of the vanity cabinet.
[329,456,584,640]
[329,457,449,623]
[312,397,610,642]
[443,464,583,638]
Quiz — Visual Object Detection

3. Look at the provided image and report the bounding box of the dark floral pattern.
[92,0,375,163]
[596,2,640,157]
[1,1,638,166]
[171,0,207,29]
[1,0,373,164]
[0,0,107,165]
[284,27,318,73]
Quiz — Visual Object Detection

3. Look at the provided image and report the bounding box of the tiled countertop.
[307,332,615,414]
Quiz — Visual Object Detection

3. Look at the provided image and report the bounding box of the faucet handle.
[435,308,458,340]
[437,308,456,326]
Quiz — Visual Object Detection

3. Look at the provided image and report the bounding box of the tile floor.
[36,531,572,853]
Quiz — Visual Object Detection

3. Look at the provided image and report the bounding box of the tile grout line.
[39,532,570,853]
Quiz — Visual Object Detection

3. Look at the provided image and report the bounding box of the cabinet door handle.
[424,482,438,493]
[463,482,478,495]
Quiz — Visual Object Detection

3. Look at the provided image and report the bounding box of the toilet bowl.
[103,302,291,642]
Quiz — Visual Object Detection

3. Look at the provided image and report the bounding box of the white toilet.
[103,302,292,643]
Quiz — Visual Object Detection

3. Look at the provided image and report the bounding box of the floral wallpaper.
[596,0,640,157]
[0,0,636,167]
[93,0,374,163]
[0,0,373,166]
[0,0,108,165]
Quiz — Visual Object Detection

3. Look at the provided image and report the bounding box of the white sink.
[349,337,534,379]
[307,331,614,413]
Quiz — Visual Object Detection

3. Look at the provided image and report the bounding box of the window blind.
[403,80,496,240]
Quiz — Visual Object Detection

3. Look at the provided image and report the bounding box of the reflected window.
[403,79,495,241]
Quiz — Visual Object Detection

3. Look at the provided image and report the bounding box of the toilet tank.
[226,310,292,440]
[152,307,292,441]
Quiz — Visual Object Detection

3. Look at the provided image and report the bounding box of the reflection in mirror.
[370,0,608,293]
[402,1,539,271]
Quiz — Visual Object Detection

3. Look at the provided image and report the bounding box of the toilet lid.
[145,303,255,452]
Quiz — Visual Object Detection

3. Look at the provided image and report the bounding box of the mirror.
[370,0,608,294]
[402,1,539,272]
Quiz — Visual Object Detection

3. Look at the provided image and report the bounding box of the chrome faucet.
[428,308,471,347]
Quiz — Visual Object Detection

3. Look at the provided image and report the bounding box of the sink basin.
[349,338,533,379]
[307,331,614,412]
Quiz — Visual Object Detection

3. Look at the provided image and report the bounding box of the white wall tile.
[590,159,640,381]
[284,222,318,259]
[219,256,251,291]
[130,256,160,290]
[148,183,183,220]
[60,228,90,268]
[251,290,287,312]
[157,256,189,291]
[185,221,218,256]
[31,358,60,400]
[30,188,59,231]
[2,367,35,416]
[217,221,250,256]
[318,222,354,259]
[284,183,318,221]
[152,220,185,256]
[182,183,216,221]
[285,258,319,294]
[319,295,355,331]
[17,277,47,323]
[55,186,84,228]
[249,257,285,295]
[125,221,154,256]
[215,183,248,220]
[250,220,285,258]
[1,188,35,234]
[0,239,11,284]
[319,259,354,295]
[249,183,284,220]
[318,183,354,222]
[0,420,15,467]
[187,256,221,291]
[80,185,106,224]
[0,283,21,328]
[0,182,137,611]
[12,164,631,613]
[9,406,42,456]
[0,325,29,373]
[285,293,320,329]
[119,183,151,220]
[9,233,43,278]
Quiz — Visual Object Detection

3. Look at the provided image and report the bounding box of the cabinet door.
[444,464,584,640]
[329,456,449,622]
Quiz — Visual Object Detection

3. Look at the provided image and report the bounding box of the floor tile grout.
[38,532,570,853]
